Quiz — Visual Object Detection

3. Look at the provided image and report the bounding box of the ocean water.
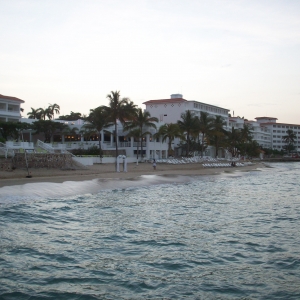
[1,162,300,299]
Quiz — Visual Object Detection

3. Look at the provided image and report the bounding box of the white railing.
[133,142,146,147]
[5,141,34,149]
[0,142,15,158]
[37,140,55,153]
[118,142,131,147]
[37,140,76,157]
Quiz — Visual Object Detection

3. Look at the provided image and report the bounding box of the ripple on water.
[1,163,300,299]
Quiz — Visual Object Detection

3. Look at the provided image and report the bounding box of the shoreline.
[0,161,265,188]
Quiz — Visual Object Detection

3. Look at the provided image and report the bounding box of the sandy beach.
[0,161,265,187]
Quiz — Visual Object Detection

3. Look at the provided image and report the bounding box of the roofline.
[190,100,230,111]
[255,117,278,120]
[143,98,230,111]
[260,122,300,127]
[0,94,25,103]
[143,98,187,104]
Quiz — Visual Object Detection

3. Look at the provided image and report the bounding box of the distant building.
[143,94,230,126]
[0,94,24,122]
[229,116,300,151]
[255,117,300,152]
[229,117,272,149]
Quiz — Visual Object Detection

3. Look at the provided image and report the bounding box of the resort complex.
[0,92,299,164]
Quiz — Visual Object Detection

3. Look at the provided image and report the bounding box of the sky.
[1,0,300,123]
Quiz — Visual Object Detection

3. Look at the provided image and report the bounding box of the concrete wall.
[6,154,144,169]
[0,158,13,171]
[13,153,76,169]
[73,156,145,165]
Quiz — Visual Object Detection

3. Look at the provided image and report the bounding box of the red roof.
[143,98,187,105]
[255,116,277,120]
[0,94,25,103]
[260,122,300,127]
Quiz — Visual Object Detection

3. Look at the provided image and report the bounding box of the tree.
[123,108,158,161]
[0,121,30,141]
[177,110,198,156]
[83,106,112,163]
[48,103,60,120]
[126,128,141,164]
[238,124,254,156]
[208,115,227,157]
[58,111,83,121]
[247,140,261,158]
[154,123,184,157]
[32,120,67,143]
[62,126,79,138]
[197,112,214,157]
[30,104,60,120]
[282,129,296,154]
[225,126,241,157]
[27,107,41,119]
[35,108,49,120]
[105,91,137,162]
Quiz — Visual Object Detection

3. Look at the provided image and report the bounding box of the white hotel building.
[255,117,300,152]
[144,94,230,127]
[0,94,24,122]
[145,94,300,153]
[229,116,300,152]
[2,93,299,157]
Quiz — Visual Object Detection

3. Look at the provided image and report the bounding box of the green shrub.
[70,145,103,157]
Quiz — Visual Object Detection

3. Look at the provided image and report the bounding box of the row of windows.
[273,140,299,144]
[273,125,299,129]
[193,103,227,115]
[272,130,297,133]
[273,134,299,138]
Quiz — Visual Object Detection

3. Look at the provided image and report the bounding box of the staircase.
[36,140,75,157]
[36,140,88,169]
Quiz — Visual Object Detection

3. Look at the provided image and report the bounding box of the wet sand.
[0,161,265,188]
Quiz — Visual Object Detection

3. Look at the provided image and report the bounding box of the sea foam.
[0,174,191,203]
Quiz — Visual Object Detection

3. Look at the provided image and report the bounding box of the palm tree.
[208,115,227,157]
[282,129,296,154]
[238,124,254,156]
[198,111,214,157]
[48,103,60,119]
[126,128,141,165]
[35,108,48,120]
[27,107,41,119]
[123,108,158,161]
[105,91,137,162]
[225,126,241,158]
[154,123,184,157]
[83,106,112,163]
[177,110,198,156]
